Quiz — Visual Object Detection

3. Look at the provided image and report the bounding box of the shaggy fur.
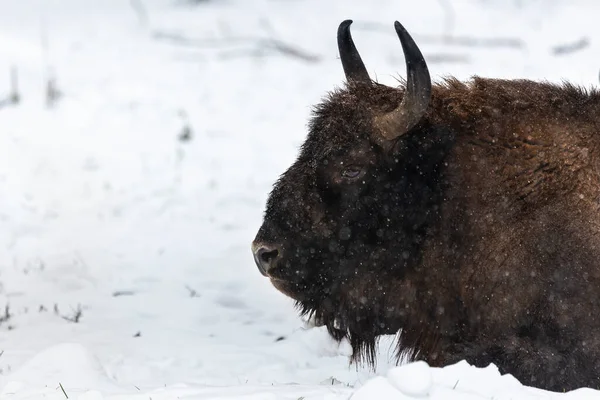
[253,76,600,392]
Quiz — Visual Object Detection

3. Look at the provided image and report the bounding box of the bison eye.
[341,165,364,180]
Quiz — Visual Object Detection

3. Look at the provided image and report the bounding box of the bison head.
[252,20,455,364]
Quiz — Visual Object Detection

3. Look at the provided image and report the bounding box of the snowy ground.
[0,0,598,399]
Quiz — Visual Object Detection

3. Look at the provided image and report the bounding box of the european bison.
[251,19,600,392]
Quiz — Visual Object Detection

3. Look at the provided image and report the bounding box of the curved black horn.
[374,20,431,140]
[337,20,371,83]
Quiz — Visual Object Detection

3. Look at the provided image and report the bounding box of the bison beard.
[295,276,405,368]
[294,272,448,369]
[252,19,600,392]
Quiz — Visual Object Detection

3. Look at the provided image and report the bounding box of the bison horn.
[337,20,371,83]
[374,21,431,140]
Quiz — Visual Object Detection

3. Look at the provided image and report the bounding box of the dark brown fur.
[253,76,600,392]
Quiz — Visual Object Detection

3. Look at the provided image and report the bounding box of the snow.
[0,0,597,398]
[387,360,433,397]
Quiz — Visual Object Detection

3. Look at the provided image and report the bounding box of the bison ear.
[373,21,431,141]
[337,20,371,84]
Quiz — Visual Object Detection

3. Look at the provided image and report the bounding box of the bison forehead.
[301,82,407,159]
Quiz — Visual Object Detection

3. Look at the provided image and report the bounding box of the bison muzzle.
[252,19,600,392]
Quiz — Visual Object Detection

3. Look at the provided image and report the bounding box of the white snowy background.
[0,0,598,398]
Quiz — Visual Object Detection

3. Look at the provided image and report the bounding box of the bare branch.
[151,18,321,63]
[112,290,136,297]
[420,53,470,64]
[552,37,589,56]
[9,67,19,104]
[185,285,200,297]
[177,109,193,143]
[40,13,62,108]
[152,31,244,47]
[0,67,20,109]
[45,68,62,108]
[0,305,10,325]
[59,304,83,323]
[357,21,525,49]
[437,0,455,39]
[263,39,320,62]
[258,18,321,63]
[130,0,149,27]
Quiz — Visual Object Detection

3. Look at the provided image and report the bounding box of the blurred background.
[0,0,597,396]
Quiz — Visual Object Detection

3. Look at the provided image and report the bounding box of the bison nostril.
[252,242,282,276]
[259,248,279,264]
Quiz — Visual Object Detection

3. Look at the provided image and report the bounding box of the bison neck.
[408,77,600,391]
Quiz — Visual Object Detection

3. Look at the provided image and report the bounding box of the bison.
[251,19,600,392]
